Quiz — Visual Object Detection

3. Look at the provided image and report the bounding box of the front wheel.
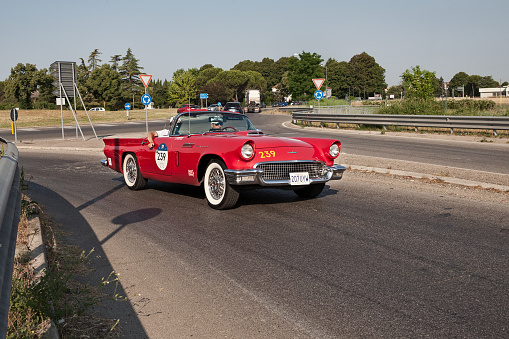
[204,160,239,209]
[293,183,325,199]
[123,153,147,190]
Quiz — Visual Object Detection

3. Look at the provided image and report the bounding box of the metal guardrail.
[0,137,21,338]
[292,109,509,135]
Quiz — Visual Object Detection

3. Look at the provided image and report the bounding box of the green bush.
[379,99,497,116]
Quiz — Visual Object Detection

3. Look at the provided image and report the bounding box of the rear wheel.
[293,183,325,199]
[204,160,239,209]
[123,153,147,190]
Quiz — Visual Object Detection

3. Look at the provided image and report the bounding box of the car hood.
[208,132,315,149]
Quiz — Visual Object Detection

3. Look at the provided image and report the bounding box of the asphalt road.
[4,113,508,175]
[13,114,509,338]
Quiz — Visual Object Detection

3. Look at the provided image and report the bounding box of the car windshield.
[172,112,257,135]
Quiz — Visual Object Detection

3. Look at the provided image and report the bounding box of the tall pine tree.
[119,48,144,107]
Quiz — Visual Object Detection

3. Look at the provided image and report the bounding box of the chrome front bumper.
[224,164,346,186]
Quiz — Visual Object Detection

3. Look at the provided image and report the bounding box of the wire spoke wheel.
[204,160,239,209]
[123,153,147,190]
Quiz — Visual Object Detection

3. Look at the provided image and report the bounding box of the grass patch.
[0,108,177,129]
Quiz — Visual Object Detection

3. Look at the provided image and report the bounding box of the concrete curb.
[16,217,59,339]
[343,164,509,192]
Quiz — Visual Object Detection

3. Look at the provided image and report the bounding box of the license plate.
[290,172,310,185]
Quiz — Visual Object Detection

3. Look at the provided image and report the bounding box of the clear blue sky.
[2,0,508,87]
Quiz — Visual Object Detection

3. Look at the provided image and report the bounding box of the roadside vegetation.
[378,98,509,116]
[8,171,121,338]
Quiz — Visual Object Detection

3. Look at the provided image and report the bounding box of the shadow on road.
[27,182,149,338]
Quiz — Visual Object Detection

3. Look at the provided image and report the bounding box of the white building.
[479,86,508,98]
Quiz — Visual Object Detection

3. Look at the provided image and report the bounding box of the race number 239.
[155,144,168,170]
[259,150,276,158]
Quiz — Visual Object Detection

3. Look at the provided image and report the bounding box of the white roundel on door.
[155,143,168,170]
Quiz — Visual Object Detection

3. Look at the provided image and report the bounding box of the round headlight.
[241,143,254,160]
[329,143,340,158]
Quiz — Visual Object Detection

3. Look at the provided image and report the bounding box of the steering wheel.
[221,126,237,131]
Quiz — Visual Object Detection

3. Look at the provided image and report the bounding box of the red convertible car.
[101,111,345,209]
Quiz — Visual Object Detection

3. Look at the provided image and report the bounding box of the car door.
[138,136,173,177]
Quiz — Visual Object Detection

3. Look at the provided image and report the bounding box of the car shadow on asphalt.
[26,182,149,338]
[134,177,339,209]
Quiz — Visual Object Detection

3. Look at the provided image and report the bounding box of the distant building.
[479,86,508,98]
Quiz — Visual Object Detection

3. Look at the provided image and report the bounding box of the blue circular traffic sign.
[314,90,324,100]
[141,94,152,106]
[125,103,131,110]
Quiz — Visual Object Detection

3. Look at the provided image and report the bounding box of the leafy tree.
[88,49,102,72]
[119,48,144,107]
[35,68,57,109]
[196,66,223,90]
[401,65,437,100]
[232,60,258,73]
[325,58,350,99]
[348,52,386,99]
[168,69,197,107]
[288,52,324,101]
[149,79,170,109]
[212,70,249,102]
[85,64,122,109]
[449,72,469,97]
[202,80,229,104]
[5,63,41,108]
[244,71,266,92]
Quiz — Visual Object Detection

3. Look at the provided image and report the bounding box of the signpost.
[312,78,325,110]
[10,108,18,143]
[125,102,131,120]
[140,74,152,133]
[200,93,208,108]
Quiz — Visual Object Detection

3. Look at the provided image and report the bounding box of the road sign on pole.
[313,78,325,91]
[141,94,152,106]
[140,74,152,88]
[314,90,324,100]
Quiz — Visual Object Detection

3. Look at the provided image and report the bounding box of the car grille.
[255,161,323,181]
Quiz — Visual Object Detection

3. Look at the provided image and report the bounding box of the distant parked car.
[223,102,243,113]
[177,104,202,113]
[272,102,281,107]
[90,107,105,111]
[280,102,288,107]
[208,104,220,111]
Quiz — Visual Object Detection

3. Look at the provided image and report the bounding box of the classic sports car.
[101,111,346,209]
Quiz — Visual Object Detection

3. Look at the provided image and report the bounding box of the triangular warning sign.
[312,78,325,90]
[139,74,152,88]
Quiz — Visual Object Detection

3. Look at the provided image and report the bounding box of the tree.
[119,48,144,107]
[212,70,249,102]
[195,66,223,90]
[348,52,386,99]
[110,54,122,71]
[168,69,197,107]
[449,72,469,97]
[401,65,437,100]
[325,58,350,99]
[244,71,266,92]
[88,49,102,72]
[35,68,56,109]
[288,52,324,101]
[85,64,122,109]
[149,79,170,109]
[5,63,40,108]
